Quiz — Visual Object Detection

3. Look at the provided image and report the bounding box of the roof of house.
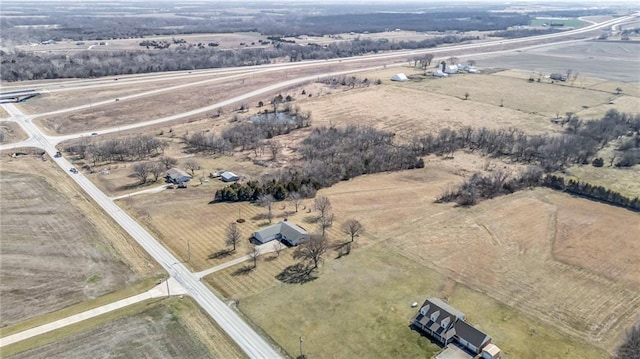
[166,168,191,180]
[454,319,490,348]
[253,221,308,243]
[427,298,465,320]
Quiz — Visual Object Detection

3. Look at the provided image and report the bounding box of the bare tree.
[160,156,178,169]
[149,162,165,182]
[184,159,201,176]
[132,162,151,184]
[313,196,332,221]
[319,213,335,237]
[287,191,303,212]
[273,240,284,257]
[249,245,261,268]
[258,194,275,223]
[342,219,364,243]
[293,235,328,270]
[464,92,470,100]
[268,140,282,161]
[225,222,241,252]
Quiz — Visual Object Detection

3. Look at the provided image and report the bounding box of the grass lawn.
[236,244,608,359]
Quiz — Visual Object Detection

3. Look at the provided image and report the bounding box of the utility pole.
[299,336,304,359]
[187,239,191,262]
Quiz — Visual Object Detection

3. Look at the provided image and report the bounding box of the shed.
[391,73,409,82]
[482,343,501,359]
[166,168,191,184]
[220,171,239,182]
[433,70,448,78]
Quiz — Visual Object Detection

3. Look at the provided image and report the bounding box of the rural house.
[412,298,500,358]
[220,171,240,182]
[252,221,309,246]
[166,168,191,184]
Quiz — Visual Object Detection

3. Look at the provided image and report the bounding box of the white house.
[252,221,309,246]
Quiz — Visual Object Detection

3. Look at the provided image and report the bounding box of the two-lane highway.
[1,103,283,359]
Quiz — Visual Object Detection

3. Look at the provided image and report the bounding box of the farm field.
[4,297,246,359]
[0,121,28,144]
[529,18,588,27]
[0,107,9,118]
[474,41,640,84]
[0,154,159,327]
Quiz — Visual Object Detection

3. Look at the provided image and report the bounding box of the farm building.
[391,73,409,82]
[252,221,309,246]
[412,298,500,357]
[166,168,191,184]
[221,171,239,182]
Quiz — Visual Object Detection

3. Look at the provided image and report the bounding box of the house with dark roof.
[252,221,309,246]
[412,298,500,357]
[166,168,191,184]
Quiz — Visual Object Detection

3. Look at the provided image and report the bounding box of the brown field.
[5,297,245,359]
[318,167,639,352]
[16,76,206,115]
[33,63,357,135]
[0,107,9,118]
[0,121,28,144]
[15,32,266,54]
[0,154,159,327]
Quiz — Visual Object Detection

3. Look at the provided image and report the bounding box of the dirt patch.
[0,154,159,327]
[0,121,28,144]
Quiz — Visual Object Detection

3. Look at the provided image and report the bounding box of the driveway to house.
[0,279,186,348]
[435,345,474,359]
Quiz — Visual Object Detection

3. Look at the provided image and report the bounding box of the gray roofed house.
[220,171,240,182]
[412,298,494,355]
[166,168,191,183]
[454,320,491,354]
[252,221,309,246]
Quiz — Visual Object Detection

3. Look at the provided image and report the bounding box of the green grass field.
[230,245,608,359]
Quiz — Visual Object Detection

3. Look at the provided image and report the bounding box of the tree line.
[411,110,640,171]
[213,125,423,203]
[2,34,477,81]
[542,175,640,211]
[66,134,166,167]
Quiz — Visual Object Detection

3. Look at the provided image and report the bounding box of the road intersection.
[0,13,636,357]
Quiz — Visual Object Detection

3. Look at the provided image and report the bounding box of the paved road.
[0,279,187,348]
[0,14,636,356]
[1,103,284,359]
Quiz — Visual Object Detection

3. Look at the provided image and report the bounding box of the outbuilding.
[220,171,239,182]
[252,221,309,246]
[391,73,409,82]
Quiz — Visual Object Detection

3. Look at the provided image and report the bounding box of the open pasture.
[0,154,153,327]
[297,82,555,140]
[0,121,28,144]
[239,244,608,359]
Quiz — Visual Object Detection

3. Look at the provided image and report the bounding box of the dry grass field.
[562,164,640,199]
[33,62,355,135]
[0,107,9,118]
[0,121,28,144]
[0,154,159,327]
[4,297,246,359]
